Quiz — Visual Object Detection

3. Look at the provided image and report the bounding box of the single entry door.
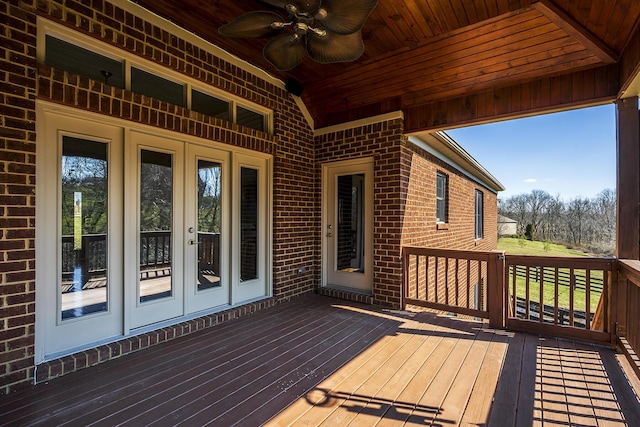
[323,158,373,292]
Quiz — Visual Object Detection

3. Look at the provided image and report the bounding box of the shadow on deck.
[1,294,639,426]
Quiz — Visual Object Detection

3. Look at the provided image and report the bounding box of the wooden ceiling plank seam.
[605,1,640,53]
[472,0,490,22]
[449,0,471,28]
[497,0,512,15]
[461,0,481,24]
[532,0,617,63]
[306,12,554,100]
[413,0,447,37]
[395,1,434,40]
[484,0,500,19]
[309,34,574,108]
[595,0,622,49]
[309,24,570,106]
[512,0,528,12]
[585,0,605,36]
[426,0,457,33]
[374,1,419,49]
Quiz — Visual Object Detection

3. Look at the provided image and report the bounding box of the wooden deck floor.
[2,294,639,426]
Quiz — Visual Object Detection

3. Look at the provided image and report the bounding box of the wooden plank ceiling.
[133,0,640,131]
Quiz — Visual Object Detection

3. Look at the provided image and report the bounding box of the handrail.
[401,246,619,345]
[616,259,640,379]
[402,247,505,328]
[504,254,615,345]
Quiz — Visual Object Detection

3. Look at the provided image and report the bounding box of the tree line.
[499,189,616,256]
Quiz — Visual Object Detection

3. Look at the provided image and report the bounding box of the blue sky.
[447,104,617,201]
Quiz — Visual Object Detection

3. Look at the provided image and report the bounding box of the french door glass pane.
[197,160,222,291]
[336,174,365,273]
[139,150,173,302]
[60,137,108,320]
[240,167,258,281]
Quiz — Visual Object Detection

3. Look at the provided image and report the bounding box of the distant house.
[498,215,518,236]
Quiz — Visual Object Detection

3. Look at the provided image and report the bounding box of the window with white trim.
[475,190,484,239]
[41,27,271,134]
[436,172,447,223]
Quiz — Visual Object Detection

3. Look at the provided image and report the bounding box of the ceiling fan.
[219,0,378,71]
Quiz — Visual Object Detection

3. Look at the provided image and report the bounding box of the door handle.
[326,232,333,238]
[188,239,200,245]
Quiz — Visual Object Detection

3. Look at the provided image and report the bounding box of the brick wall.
[316,121,498,308]
[1,0,499,394]
[0,0,38,396]
[316,119,407,307]
[401,142,499,251]
[0,0,316,394]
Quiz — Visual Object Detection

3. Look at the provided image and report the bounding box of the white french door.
[36,104,271,361]
[184,144,230,313]
[126,131,185,329]
[36,108,125,359]
[322,158,373,292]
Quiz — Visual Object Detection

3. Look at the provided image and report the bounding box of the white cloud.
[523,178,537,183]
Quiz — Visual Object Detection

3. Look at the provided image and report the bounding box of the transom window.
[42,29,270,133]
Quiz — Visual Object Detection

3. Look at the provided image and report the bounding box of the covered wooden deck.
[1,294,639,426]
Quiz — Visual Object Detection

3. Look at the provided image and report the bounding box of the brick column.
[0,0,38,394]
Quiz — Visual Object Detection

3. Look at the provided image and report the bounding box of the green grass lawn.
[498,237,590,257]
[498,238,601,315]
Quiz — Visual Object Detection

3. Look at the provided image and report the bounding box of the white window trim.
[436,172,447,223]
[475,189,484,240]
[37,17,274,134]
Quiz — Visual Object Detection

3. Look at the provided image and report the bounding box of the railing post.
[614,265,628,348]
[488,251,506,329]
[401,248,407,310]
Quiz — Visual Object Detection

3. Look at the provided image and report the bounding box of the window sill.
[436,222,449,230]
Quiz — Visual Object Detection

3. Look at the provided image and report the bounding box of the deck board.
[1,294,639,427]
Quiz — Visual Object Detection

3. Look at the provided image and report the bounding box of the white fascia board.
[408,132,505,194]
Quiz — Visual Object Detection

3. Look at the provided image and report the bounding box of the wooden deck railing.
[402,247,505,328]
[402,246,640,378]
[505,255,615,345]
[616,260,640,379]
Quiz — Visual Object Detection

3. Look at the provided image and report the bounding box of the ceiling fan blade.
[259,0,321,13]
[307,31,365,64]
[219,11,284,38]
[263,33,308,71]
[314,0,378,34]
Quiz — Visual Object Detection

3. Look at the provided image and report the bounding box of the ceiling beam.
[532,0,617,64]
[403,64,620,133]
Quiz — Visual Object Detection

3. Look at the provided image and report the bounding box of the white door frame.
[322,158,374,292]
[35,106,124,362]
[125,131,185,329]
[184,144,231,314]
